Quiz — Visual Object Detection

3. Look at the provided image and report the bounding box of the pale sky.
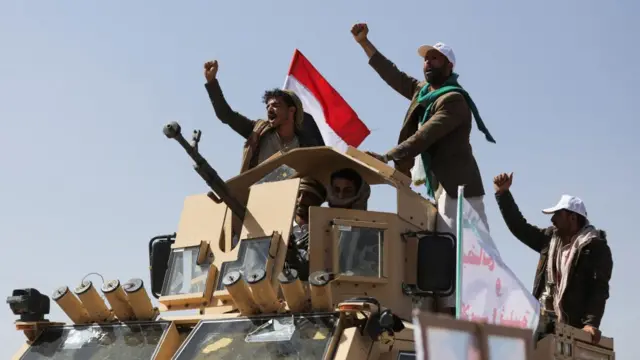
[1,0,637,358]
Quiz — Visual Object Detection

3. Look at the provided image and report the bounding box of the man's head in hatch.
[295,177,327,226]
[262,89,303,130]
[417,42,456,86]
[328,168,370,210]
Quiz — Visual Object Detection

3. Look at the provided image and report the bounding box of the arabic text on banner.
[457,188,541,330]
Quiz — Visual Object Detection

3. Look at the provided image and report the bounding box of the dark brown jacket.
[368,51,485,198]
[495,190,613,329]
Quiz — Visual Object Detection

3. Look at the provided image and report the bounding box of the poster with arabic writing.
[457,194,541,330]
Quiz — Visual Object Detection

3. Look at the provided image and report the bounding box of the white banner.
[457,187,541,330]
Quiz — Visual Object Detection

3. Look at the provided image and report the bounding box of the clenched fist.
[493,172,513,194]
[204,60,218,82]
[351,23,369,43]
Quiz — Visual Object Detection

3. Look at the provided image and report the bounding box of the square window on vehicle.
[216,237,272,291]
[336,225,384,277]
[161,246,212,296]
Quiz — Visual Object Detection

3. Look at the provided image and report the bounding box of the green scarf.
[416,73,495,198]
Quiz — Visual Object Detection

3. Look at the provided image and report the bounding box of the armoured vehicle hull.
[9,123,615,359]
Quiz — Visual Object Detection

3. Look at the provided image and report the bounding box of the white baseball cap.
[542,194,588,219]
[417,42,456,69]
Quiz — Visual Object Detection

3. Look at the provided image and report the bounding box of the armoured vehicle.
[8,122,616,359]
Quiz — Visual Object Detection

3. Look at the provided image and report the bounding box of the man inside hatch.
[327,168,377,277]
[327,168,371,211]
[291,168,372,274]
[493,172,613,344]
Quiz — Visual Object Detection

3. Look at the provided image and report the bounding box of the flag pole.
[282,49,300,88]
[455,185,465,318]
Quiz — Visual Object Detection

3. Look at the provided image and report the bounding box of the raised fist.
[351,23,369,43]
[204,60,218,82]
[493,172,513,194]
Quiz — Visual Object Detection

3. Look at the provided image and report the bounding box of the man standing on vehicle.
[493,172,613,344]
[203,60,326,228]
[350,23,496,236]
[204,60,324,172]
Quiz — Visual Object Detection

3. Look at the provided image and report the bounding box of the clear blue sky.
[1,0,637,358]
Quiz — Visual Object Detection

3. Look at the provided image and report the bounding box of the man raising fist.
[204,60,219,82]
[493,172,613,344]
[202,59,327,226]
[350,22,496,313]
[203,59,325,172]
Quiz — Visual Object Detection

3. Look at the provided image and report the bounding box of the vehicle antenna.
[80,272,105,287]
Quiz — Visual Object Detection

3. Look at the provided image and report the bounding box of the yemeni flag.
[283,49,370,151]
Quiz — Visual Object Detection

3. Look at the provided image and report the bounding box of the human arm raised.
[493,173,553,253]
[351,23,421,101]
[203,60,255,139]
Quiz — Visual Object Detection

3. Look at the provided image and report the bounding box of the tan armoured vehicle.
[8,122,616,359]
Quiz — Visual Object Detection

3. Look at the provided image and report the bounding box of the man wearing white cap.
[493,172,613,344]
[350,22,495,312]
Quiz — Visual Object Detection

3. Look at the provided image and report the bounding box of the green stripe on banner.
[455,185,465,319]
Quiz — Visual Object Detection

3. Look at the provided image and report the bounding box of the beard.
[554,224,571,238]
[425,67,448,85]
